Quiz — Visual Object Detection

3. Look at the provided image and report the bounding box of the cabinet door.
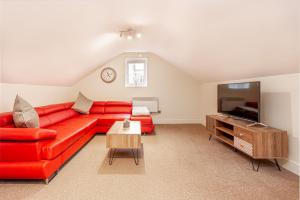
[206,116,215,133]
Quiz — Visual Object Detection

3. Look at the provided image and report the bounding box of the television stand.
[206,115,288,172]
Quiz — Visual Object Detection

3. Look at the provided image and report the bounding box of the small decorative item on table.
[123,119,130,128]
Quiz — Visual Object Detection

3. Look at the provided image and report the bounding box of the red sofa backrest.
[104,101,132,114]
[90,101,132,114]
[90,101,106,114]
[0,101,132,128]
[0,102,78,128]
[0,112,13,128]
[37,103,79,128]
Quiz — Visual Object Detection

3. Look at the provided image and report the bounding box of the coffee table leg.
[109,148,116,165]
[132,149,139,165]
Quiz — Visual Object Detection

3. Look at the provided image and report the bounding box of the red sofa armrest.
[0,128,57,141]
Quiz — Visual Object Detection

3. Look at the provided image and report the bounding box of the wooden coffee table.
[106,121,141,165]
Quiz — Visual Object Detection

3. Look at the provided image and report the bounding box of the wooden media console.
[206,115,288,171]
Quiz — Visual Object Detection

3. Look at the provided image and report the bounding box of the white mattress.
[132,106,150,116]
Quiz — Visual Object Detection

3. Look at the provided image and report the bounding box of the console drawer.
[234,127,253,144]
[234,137,253,156]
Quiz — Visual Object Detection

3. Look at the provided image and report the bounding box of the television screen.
[217,81,260,122]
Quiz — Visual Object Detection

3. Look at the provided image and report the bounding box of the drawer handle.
[240,133,244,136]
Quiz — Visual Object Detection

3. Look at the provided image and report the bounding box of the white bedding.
[132,106,150,116]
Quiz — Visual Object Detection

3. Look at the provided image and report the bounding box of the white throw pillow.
[72,92,93,114]
[12,95,40,128]
[132,106,150,116]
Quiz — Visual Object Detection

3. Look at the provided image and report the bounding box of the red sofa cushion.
[141,124,155,133]
[104,101,132,114]
[0,112,13,127]
[90,106,105,114]
[0,141,43,162]
[105,101,132,107]
[0,128,57,162]
[97,114,130,126]
[104,106,132,114]
[90,101,132,114]
[0,128,57,141]
[39,109,79,128]
[93,101,106,106]
[35,102,74,116]
[41,117,97,160]
[130,116,153,125]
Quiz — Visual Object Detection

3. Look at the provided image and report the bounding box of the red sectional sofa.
[0,101,154,182]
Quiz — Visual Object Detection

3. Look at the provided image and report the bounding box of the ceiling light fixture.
[136,32,142,38]
[120,28,142,40]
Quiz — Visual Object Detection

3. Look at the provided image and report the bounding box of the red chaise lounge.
[0,101,154,183]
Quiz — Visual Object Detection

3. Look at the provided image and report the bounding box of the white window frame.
[228,83,250,89]
[125,58,148,87]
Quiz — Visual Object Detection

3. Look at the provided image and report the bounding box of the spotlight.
[120,29,142,40]
[136,33,142,38]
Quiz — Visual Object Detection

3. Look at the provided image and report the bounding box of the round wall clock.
[100,67,117,83]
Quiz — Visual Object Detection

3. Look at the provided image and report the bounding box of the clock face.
[100,67,116,83]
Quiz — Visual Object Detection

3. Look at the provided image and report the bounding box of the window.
[125,58,147,87]
[228,83,250,89]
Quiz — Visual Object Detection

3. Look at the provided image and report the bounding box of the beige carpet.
[0,124,299,200]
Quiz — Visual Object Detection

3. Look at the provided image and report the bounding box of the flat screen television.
[217,81,260,122]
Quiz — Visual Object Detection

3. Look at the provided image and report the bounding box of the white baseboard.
[153,118,201,124]
[282,159,299,175]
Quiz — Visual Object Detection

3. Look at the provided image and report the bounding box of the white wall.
[0,83,76,112]
[74,52,202,124]
[199,73,300,175]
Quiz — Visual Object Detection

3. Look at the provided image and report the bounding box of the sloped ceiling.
[1,0,298,86]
